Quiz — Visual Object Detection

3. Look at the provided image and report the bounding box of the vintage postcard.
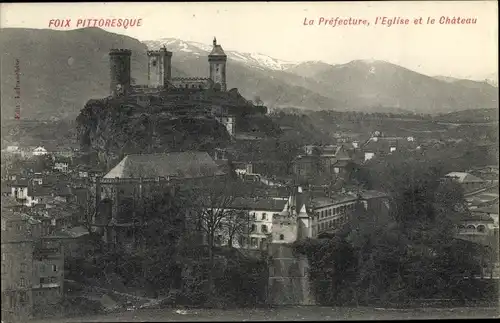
[0,1,498,322]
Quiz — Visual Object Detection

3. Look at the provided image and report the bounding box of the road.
[29,306,499,322]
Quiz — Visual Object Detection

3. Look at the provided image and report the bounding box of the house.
[214,197,289,250]
[292,144,353,180]
[212,186,389,249]
[445,172,486,192]
[32,147,48,156]
[273,187,390,243]
[53,160,70,173]
[31,239,64,315]
[471,205,499,227]
[456,211,499,270]
[11,179,39,207]
[1,195,66,318]
[1,203,41,321]
[361,136,418,162]
[42,226,90,259]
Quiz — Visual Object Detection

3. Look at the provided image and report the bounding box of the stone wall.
[266,243,315,305]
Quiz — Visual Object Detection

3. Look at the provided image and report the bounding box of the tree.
[295,159,491,306]
[187,177,239,292]
[224,209,250,248]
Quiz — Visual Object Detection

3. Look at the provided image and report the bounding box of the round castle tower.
[109,49,132,97]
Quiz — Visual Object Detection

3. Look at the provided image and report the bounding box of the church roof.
[104,151,225,180]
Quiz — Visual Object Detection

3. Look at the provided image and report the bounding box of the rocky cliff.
[76,89,280,168]
[76,96,230,168]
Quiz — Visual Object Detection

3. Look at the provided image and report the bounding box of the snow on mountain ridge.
[143,37,297,71]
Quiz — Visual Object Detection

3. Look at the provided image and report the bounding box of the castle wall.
[171,77,214,90]
[267,243,315,305]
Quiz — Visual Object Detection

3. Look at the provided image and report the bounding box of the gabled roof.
[229,197,288,212]
[333,159,351,167]
[1,196,22,209]
[459,213,494,222]
[11,179,29,187]
[29,185,54,197]
[104,151,225,179]
[445,172,485,183]
[359,190,388,200]
[472,205,499,215]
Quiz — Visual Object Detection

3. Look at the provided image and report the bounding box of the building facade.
[1,208,38,321]
[1,198,65,321]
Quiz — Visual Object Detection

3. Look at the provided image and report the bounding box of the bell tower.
[208,37,227,91]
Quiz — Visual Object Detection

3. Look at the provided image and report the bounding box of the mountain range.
[0,27,497,120]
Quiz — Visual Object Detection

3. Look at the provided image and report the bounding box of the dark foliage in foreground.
[293,159,496,307]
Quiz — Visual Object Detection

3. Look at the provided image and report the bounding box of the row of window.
[458,224,487,233]
[316,215,348,231]
[39,276,58,284]
[2,221,28,232]
[1,263,28,274]
[249,212,279,221]
[34,288,60,298]
[250,224,269,233]
[238,236,268,248]
[1,261,58,275]
[3,291,29,308]
[316,203,355,219]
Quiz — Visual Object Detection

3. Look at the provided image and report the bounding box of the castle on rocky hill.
[109,37,227,97]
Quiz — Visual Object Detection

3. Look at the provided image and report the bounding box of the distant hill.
[1,28,498,121]
[436,108,499,123]
[0,27,152,120]
[285,60,498,114]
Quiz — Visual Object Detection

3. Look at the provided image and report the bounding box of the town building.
[92,151,228,249]
[1,205,37,322]
[32,147,48,157]
[444,172,486,192]
[214,197,289,250]
[360,135,418,162]
[292,144,353,180]
[32,239,64,315]
[209,186,389,251]
[1,197,65,319]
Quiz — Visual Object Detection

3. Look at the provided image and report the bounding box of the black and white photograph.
[0,1,498,322]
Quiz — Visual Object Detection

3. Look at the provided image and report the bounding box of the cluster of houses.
[1,132,498,318]
[1,146,104,320]
[443,168,499,277]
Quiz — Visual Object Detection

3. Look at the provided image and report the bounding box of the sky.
[1,1,498,81]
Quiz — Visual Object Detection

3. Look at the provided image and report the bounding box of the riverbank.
[30,306,499,322]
